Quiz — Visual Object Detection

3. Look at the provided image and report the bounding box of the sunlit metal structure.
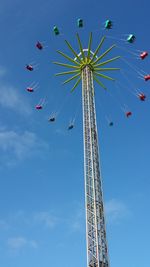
[54,33,120,267]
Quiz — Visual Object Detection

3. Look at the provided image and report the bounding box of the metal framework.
[82,66,109,267]
[54,33,120,267]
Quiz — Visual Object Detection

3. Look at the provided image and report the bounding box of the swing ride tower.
[54,33,120,267]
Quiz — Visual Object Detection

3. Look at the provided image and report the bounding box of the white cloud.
[7,237,38,251]
[71,208,85,232]
[105,199,130,224]
[0,129,48,164]
[0,210,59,233]
[55,128,67,136]
[0,85,32,115]
[0,219,9,229]
[0,66,6,77]
[34,211,58,228]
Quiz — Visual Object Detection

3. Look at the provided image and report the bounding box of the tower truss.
[54,33,120,267]
[82,65,108,267]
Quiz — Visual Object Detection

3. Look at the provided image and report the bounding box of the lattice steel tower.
[54,33,120,267]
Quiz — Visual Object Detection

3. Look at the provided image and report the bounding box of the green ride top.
[54,33,120,92]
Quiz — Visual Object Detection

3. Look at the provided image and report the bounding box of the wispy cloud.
[105,198,130,224]
[67,199,130,231]
[0,66,6,77]
[64,202,85,233]
[0,85,32,115]
[1,210,59,231]
[55,128,67,136]
[0,129,48,164]
[34,211,59,228]
[71,207,85,232]
[7,237,38,251]
[0,219,9,230]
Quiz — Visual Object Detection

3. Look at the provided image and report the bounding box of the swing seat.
[36,41,43,50]
[144,75,150,81]
[36,105,42,110]
[26,65,33,71]
[68,124,74,130]
[49,117,55,122]
[126,111,132,117]
[127,34,135,43]
[77,19,83,28]
[138,93,146,101]
[53,26,59,35]
[105,20,112,29]
[140,51,148,60]
[27,87,34,92]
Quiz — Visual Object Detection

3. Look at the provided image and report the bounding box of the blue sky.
[0,0,150,267]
